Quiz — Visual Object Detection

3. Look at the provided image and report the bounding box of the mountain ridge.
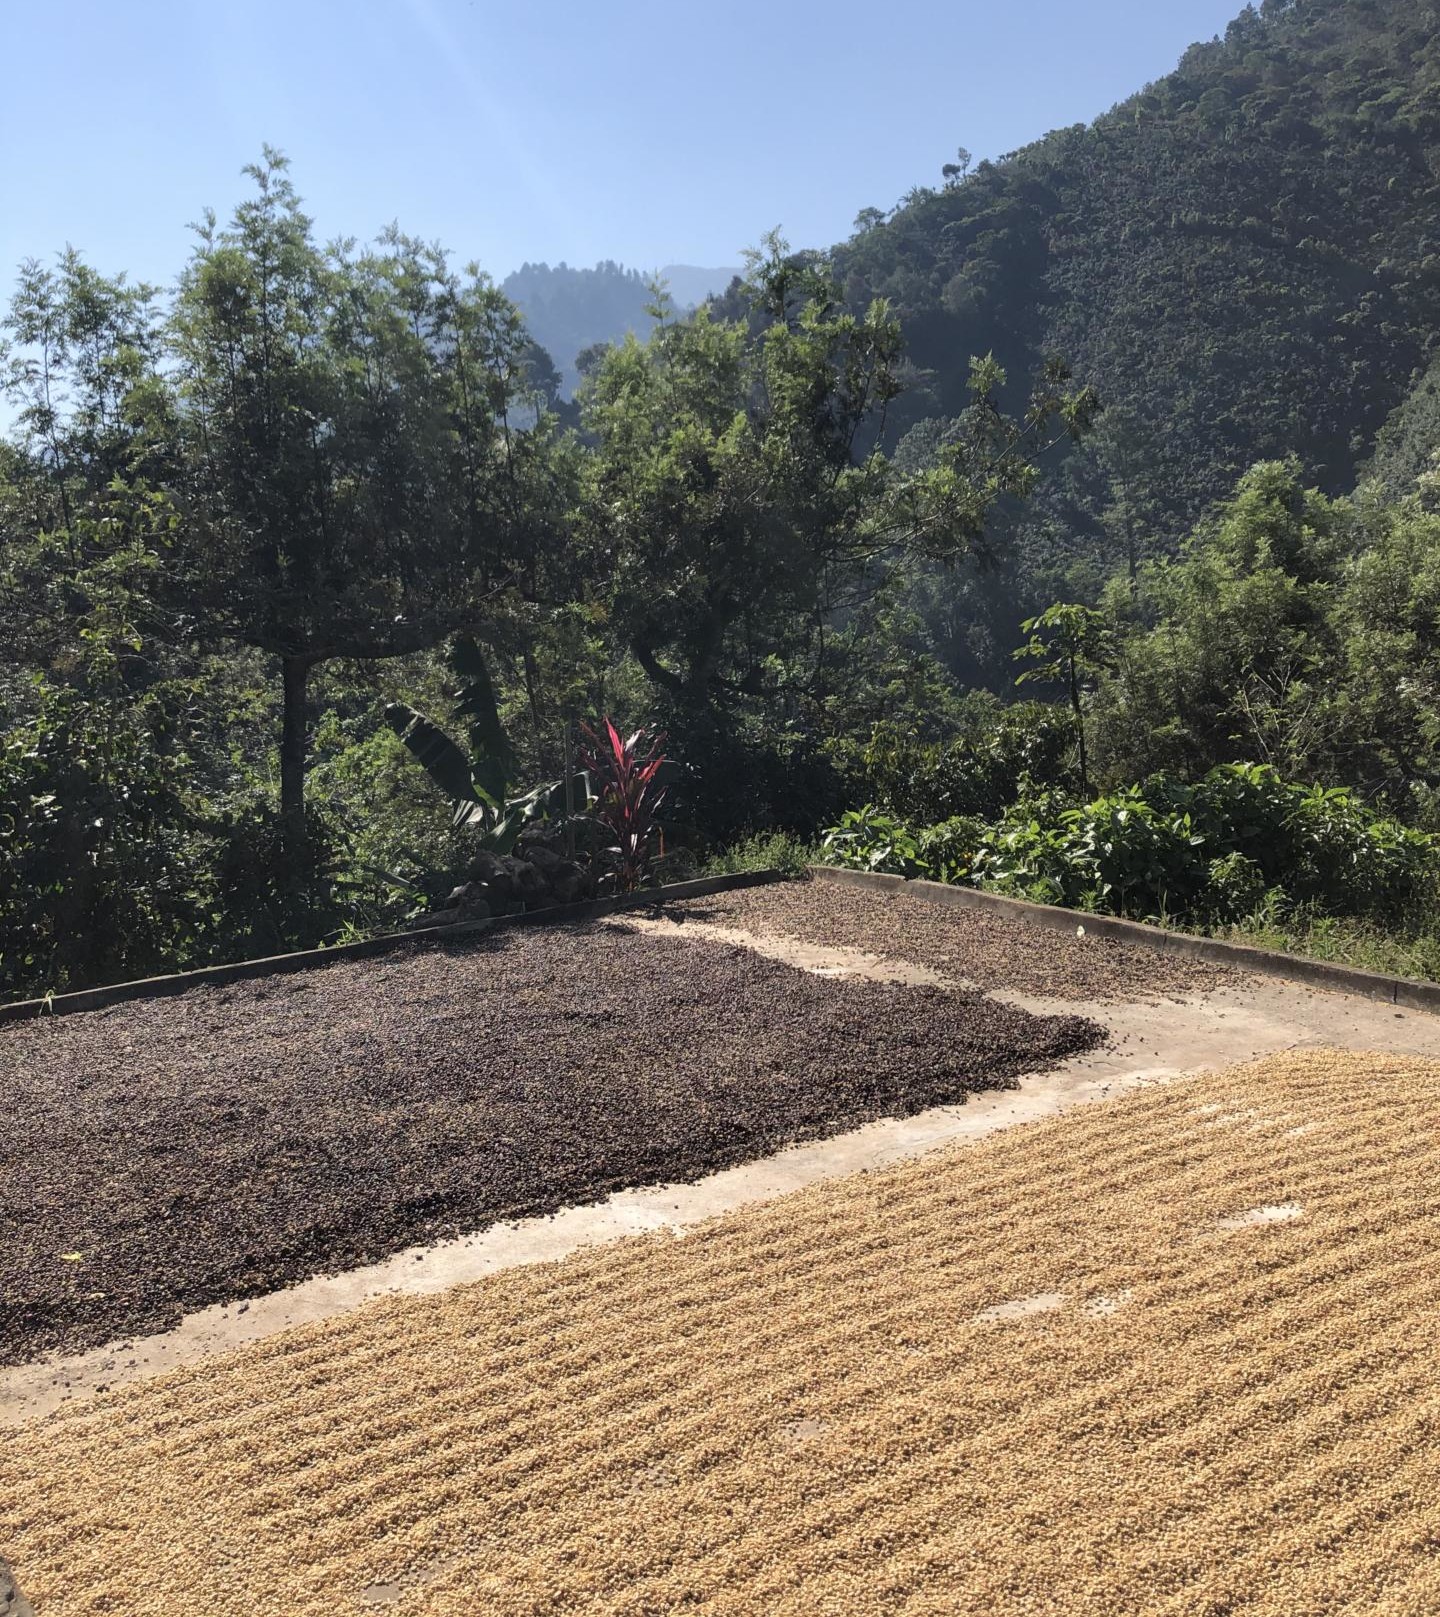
[821,0,1440,559]
[502,259,739,395]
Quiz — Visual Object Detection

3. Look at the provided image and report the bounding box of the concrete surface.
[0,1557,34,1617]
[6,921,1440,1428]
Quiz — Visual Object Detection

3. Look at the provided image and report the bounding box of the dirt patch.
[0,918,1099,1368]
[6,1049,1440,1616]
[680,878,1236,1000]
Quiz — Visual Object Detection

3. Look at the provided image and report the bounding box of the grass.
[1207,908,1440,983]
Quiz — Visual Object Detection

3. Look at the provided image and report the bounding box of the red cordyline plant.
[578,719,668,893]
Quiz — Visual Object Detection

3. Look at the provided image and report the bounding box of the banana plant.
[384,636,584,853]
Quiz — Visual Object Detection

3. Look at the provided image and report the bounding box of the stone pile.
[415,843,591,929]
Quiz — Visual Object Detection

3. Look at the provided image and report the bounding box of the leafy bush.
[703,830,817,878]
[668,719,848,841]
[915,816,988,884]
[970,764,1436,923]
[384,635,581,854]
[211,795,348,956]
[820,808,986,884]
[0,679,220,997]
[850,700,1080,825]
[1202,852,1270,923]
[823,763,1437,930]
[819,807,924,877]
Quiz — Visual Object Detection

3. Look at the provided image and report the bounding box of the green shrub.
[820,763,1438,933]
[819,807,924,877]
[820,808,989,883]
[1150,765,1435,919]
[1202,851,1270,922]
[849,700,1080,825]
[971,764,1437,923]
[667,720,848,841]
[915,816,988,884]
[0,679,220,997]
[703,830,817,878]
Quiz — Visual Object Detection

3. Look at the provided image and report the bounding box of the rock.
[548,861,587,904]
[412,907,463,930]
[465,851,509,888]
[497,854,547,899]
[521,844,563,873]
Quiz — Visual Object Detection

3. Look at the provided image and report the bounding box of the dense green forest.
[7,0,1440,1000]
[807,0,1440,681]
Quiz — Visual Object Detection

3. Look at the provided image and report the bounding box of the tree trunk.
[280,655,313,840]
[1069,658,1089,800]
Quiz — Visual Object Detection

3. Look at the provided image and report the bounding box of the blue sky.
[2,0,1246,289]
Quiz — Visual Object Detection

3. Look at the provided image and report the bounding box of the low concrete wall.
[810,864,1440,1015]
[0,870,783,1026]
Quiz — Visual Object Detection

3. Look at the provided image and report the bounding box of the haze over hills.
[502,260,739,395]
[509,0,1440,560]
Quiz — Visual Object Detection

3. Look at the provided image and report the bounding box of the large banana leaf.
[450,774,592,849]
[448,635,512,808]
[383,702,476,805]
[386,642,581,848]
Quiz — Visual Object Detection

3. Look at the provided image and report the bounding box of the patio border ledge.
[0,870,783,1025]
[809,864,1440,1015]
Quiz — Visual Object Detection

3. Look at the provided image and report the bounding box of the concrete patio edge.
[0,1555,34,1617]
[0,869,784,1025]
[809,863,1440,1015]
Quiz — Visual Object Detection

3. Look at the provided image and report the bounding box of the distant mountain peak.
[501,260,740,397]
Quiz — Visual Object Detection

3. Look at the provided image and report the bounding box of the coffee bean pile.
[686,879,1236,1000]
[0,919,1101,1366]
[8,1049,1439,1616]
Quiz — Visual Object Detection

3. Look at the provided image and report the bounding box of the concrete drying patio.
[7,1046,1440,1615]
[8,880,1440,1428]
[9,880,1440,1615]
[0,912,1100,1369]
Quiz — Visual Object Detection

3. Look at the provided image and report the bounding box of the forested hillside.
[1369,351,1440,494]
[501,260,739,394]
[829,0,1440,557]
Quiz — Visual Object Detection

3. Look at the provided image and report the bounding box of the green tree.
[169,150,560,848]
[0,249,176,675]
[1015,602,1113,796]
[941,146,973,187]
[580,246,904,728]
[1331,473,1440,802]
[582,241,1096,746]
